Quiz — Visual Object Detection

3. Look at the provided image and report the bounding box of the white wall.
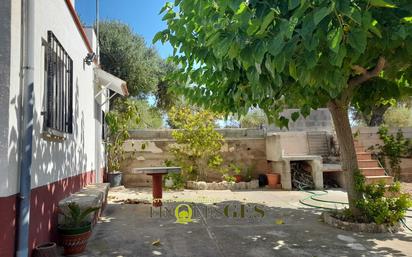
[0,0,100,197]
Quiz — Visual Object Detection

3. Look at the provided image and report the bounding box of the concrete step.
[360,167,386,176]
[356,152,372,160]
[358,160,380,168]
[365,175,393,185]
[355,146,365,152]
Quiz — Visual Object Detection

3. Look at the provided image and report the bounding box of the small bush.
[349,171,412,225]
[168,107,224,181]
[163,172,185,189]
[369,125,411,180]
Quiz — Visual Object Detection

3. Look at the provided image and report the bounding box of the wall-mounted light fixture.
[84,52,96,65]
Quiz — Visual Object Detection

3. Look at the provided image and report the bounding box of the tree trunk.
[367,104,390,127]
[328,100,363,217]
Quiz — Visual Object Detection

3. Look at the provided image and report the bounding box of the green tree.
[168,107,224,180]
[352,77,412,126]
[384,106,412,127]
[112,98,164,129]
[99,21,163,98]
[239,108,268,128]
[156,0,412,216]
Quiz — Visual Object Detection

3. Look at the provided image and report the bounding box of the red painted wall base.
[0,170,96,257]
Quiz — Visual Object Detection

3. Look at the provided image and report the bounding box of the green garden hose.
[298,190,347,210]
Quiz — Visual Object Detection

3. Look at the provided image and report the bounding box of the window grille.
[45,31,73,133]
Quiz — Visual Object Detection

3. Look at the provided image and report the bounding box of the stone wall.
[268,108,333,132]
[121,129,271,187]
[354,127,412,182]
[120,126,412,187]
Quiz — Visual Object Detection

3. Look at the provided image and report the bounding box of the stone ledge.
[186,180,259,190]
[322,212,401,233]
[58,183,110,224]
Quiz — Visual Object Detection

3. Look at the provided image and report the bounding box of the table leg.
[152,174,163,207]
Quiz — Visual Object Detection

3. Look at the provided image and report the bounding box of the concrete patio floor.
[76,188,412,257]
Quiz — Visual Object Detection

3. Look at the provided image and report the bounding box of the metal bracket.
[95,82,113,107]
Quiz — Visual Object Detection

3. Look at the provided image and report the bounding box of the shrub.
[105,101,140,172]
[163,172,185,189]
[349,171,412,225]
[370,125,411,180]
[168,107,224,181]
[219,163,242,182]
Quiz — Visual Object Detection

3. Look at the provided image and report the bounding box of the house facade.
[0,0,121,256]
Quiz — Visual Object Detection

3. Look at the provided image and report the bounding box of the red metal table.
[132,167,181,207]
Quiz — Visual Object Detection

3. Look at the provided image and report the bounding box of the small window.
[44,31,73,134]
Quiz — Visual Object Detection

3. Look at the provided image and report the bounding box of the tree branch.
[339,57,386,105]
[348,57,386,87]
[351,65,367,75]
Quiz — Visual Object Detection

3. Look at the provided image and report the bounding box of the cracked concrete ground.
[72,188,412,257]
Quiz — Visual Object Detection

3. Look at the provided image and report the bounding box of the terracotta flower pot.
[234,175,243,183]
[58,224,92,255]
[266,173,280,188]
[33,242,58,257]
[60,230,91,255]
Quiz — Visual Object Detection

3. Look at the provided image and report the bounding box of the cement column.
[310,159,323,190]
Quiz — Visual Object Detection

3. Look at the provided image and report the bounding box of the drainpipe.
[16,0,35,256]
[96,0,100,64]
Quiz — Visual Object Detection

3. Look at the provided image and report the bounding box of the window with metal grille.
[44,31,73,133]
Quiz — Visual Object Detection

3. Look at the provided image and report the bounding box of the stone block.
[197,181,207,190]
[266,133,282,161]
[248,179,259,189]
[309,159,323,190]
[58,183,110,224]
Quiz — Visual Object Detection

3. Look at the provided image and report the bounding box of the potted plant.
[229,163,243,183]
[105,101,139,187]
[58,202,100,255]
[220,167,236,183]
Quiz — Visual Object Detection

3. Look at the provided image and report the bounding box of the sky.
[75,0,173,59]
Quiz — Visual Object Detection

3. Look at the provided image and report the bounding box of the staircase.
[354,140,393,185]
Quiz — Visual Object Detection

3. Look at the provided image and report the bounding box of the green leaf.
[236,2,248,15]
[402,17,412,23]
[268,34,285,57]
[289,61,298,80]
[328,27,343,53]
[369,25,382,38]
[276,116,289,129]
[254,41,267,64]
[329,46,347,67]
[162,9,176,21]
[348,28,367,53]
[152,31,164,44]
[301,105,311,117]
[286,17,299,39]
[369,0,397,8]
[159,2,171,14]
[313,6,332,26]
[274,53,286,72]
[258,11,275,34]
[264,56,275,79]
[291,111,300,121]
[288,0,300,11]
[247,19,261,35]
[228,43,240,59]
